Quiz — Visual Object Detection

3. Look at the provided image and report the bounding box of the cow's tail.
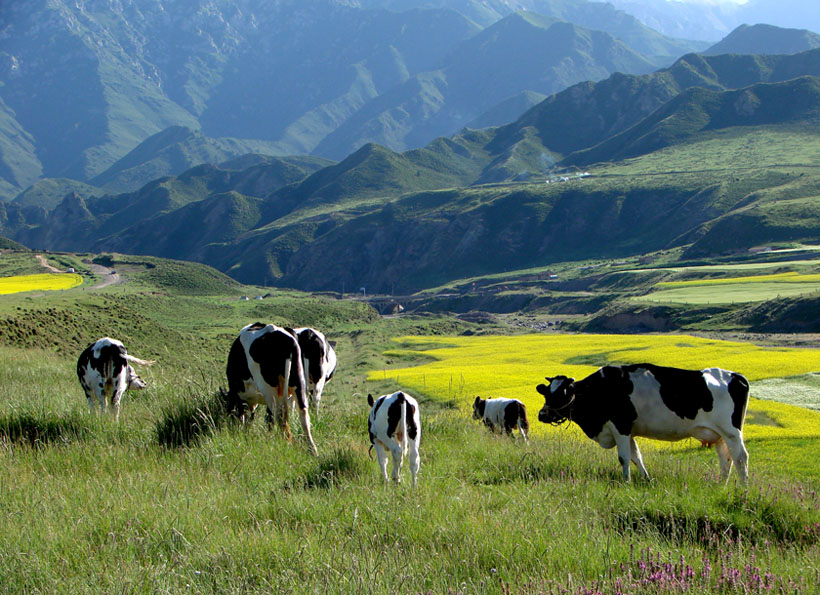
[398,392,408,455]
[124,354,155,367]
[103,356,115,398]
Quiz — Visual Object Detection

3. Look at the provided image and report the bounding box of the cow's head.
[219,387,256,423]
[126,365,148,391]
[536,376,575,425]
[472,396,486,420]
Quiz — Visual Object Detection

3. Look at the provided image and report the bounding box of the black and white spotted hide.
[367,391,421,486]
[294,327,337,412]
[221,322,317,455]
[536,364,750,483]
[472,397,529,442]
[76,337,154,420]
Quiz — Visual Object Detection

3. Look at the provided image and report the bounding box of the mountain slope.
[609,0,820,43]
[88,126,300,193]
[313,12,658,159]
[0,0,704,196]
[474,48,820,181]
[360,0,706,60]
[565,76,820,166]
[0,97,42,200]
[704,24,820,57]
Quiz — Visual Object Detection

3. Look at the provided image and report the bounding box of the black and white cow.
[77,337,154,420]
[221,322,317,455]
[472,397,529,442]
[293,327,337,412]
[536,364,749,483]
[367,391,421,486]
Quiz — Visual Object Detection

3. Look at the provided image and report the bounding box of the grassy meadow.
[1,252,819,593]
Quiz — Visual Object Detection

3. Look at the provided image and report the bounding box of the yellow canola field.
[0,273,83,295]
[371,334,820,443]
[657,271,820,288]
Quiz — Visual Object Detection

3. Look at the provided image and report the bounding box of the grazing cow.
[293,327,337,412]
[367,391,421,486]
[472,396,529,442]
[536,364,749,483]
[221,322,317,454]
[76,337,154,420]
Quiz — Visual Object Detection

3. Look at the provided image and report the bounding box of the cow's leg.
[721,431,749,485]
[276,371,293,442]
[312,376,327,414]
[374,442,389,482]
[110,390,123,422]
[408,439,420,487]
[96,390,107,414]
[614,433,632,481]
[109,377,126,421]
[389,441,404,483]
[83,385,100,414]
[715,438,734,481]
[629,437,650,480]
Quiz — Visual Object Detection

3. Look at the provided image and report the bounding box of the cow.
[536,364,749,483]
[367,391,421,486]
[293,327,337,412]
[220,322,317,455]
[472,396,529,442]
[76,337,154,421]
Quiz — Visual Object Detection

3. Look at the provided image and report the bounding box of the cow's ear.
[544,376,553,382]
[367,393,374,406]
[536,384,550,396]
[473,396,480,406]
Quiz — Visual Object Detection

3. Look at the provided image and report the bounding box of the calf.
[77,337,154,420]
[472,397,529,442]
[367,391,421,486]
[221,322,317,454]
[536,364,749,483]
[293,327,337,412]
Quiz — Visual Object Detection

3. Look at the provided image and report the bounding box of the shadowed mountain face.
[0,0,702,199]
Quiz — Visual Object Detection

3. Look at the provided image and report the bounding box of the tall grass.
[0,341,818,593]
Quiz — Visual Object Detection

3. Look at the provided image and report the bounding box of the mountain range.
[0,0,708,199]
[3,46,820,293]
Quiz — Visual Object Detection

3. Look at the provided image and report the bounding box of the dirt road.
[87,263,122,289]
[36,254,63,273]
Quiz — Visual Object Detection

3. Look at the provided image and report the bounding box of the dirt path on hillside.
[36,254,63,273]
[87,263,122,289]
[37,254,123,290]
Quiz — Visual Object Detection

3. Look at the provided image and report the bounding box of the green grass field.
[637,281,820,304]
[0,253,818,593]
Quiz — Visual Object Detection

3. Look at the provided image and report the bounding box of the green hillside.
[89,126,303,193]
[11,178,103,211]
[485,49,820,166]
[565,76,820,165]
[4,45,820,294]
